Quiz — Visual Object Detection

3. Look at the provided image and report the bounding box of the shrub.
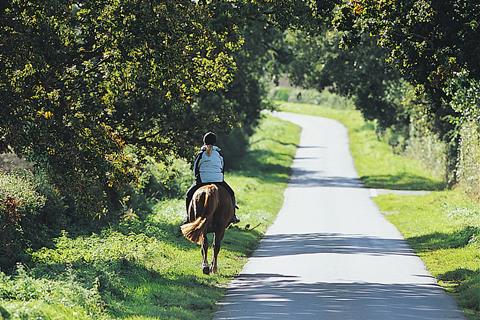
[405,122,447,180]
[459,273,480,313]
[139,157,191,201]
[0,171,46,269]
[34,171,68,229]
[218,128,250,170]
[271,87,290,101]
[458,121,480,201]
[378,126,408,154]
[270,86,354,109]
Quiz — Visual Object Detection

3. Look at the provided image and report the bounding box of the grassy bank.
[279,101,479,319]
[0,115,301,319]
[375,191,480,319]
[375,192,480,319]
[278,101,445,190]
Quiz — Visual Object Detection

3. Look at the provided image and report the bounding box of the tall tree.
[332,0,480,182]
[0,1,241,215]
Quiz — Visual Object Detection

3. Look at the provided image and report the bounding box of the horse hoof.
[210,266,217,274]
[202,265,210,275]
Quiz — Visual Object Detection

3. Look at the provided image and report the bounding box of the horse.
[180,184,234,275]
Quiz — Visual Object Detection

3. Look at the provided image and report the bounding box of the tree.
[0,0,316,217]
[286,29,408,131]
[0,1,241,216]
[332,0,480,182]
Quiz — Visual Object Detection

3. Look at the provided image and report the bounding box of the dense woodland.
[1,0,479,304]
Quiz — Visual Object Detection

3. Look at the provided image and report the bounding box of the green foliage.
[270,86,354,108]
[271,87,291,102]
[0,1,307,220]
[458,122,480,201]
[405,126,447,180]
[0,265,105,319]
[336,1,480,95]
[0,1,318,274]
[0,115,301,319]
[139,157,191,201]
[331,0,480,184]
[0,1,242,218]
[286,29,409,131]
[447,71,480,121]
[0,171,46,218]
[218,128,250,170]
[0,171,46,268]
[0,169,70,270]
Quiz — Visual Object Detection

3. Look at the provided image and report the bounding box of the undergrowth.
[0,115,301,319]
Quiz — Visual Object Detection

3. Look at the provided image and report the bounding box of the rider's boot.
[230,198,240,224]
[181,196,191,225]
[230,214,240,224]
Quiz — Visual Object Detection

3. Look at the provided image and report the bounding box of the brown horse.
[181,184,235,275]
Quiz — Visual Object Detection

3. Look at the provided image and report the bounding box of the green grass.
[375,192,480,319]
[279,100,479,319]
[0,115,301,319]
[277,101,445,190]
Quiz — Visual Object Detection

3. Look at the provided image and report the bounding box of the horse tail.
[181,185,218,245]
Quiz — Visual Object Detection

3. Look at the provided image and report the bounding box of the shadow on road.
[216,274,462,320]
[252,233,415,258]
[289,168,363,188]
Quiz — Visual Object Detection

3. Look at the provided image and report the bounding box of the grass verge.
[374,192,480,319]
[0,115,301,319]
[277,101,445,190]
[279,100,479,319]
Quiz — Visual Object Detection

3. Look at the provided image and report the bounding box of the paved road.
[214,112,465,320]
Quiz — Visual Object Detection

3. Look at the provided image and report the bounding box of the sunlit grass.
[279,102,480,319]
[279,100,479,318]
[277,101,445,190]
[375,192,480,319]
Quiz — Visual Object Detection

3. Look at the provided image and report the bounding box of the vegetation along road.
[1,1,479,319]
[215,111,465,320]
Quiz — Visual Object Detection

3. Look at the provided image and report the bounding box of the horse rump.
[181,185,218,245]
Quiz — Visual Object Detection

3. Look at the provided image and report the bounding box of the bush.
[0,171,46,268]
[139,157,191,201]
[378,126,408,154]
[405,122,447,180]
[458,121,480,201]
[271,87,290,101]
[270,86,354,109]
[34,171,68,229]
[218,128,250,170]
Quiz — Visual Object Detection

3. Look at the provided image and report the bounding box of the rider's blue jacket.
[193,146,224,184]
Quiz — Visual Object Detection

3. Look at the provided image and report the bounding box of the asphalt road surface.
[214,112,465,320]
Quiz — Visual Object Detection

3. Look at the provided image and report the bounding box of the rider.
[184,132,240,224]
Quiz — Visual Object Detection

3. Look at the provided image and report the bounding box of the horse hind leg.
[201,233,210,275]
[211,231,224,274]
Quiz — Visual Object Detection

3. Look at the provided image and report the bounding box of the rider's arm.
[218,150,225,175]
[193,151,203,183]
